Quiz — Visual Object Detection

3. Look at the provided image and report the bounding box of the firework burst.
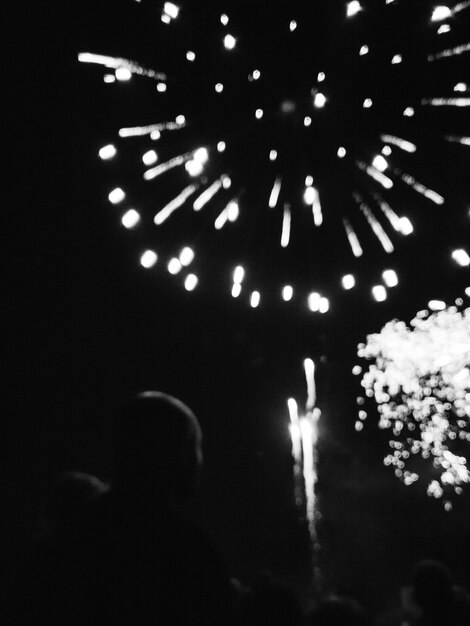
[79,0,470,312]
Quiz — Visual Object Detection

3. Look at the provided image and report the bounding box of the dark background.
[4,0,470,617]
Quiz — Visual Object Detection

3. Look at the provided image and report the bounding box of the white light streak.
[140,250,157,268]
[358,161,394,189]
[233,265,245,284]
[342,274,356,290]
[269,177,282,208]
[452,249,470,266]
[144,153,189,180]
[282,285,294,302]
[154,184,198,225]
[224,34,237,50]
[380,135,417,153]
[250,291,261,308]
[179,246,195,266]
[398,172,445,205]
[347,1,362,17]
[98,144,117,160]
[168,258,182,274]
[428,42,470,61]
[121,209,140,229]
[422,97,470,107]
[108,187,125,204]
[193,179,223,211]
[304,186,323,226]
[372,285,387,302]
[184,274,198,291]
[142,150,158,166]
[445,135,470,146]
[119,120,182,138]
[281,204,292,248]
[78,52,166,81]
[304,359,316,410]
[343,219,363,257]
[383,269,399,287]
[215,200,239,230]
[358,202,395,253]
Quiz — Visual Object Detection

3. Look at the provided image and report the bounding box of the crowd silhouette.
[2,391,469,624]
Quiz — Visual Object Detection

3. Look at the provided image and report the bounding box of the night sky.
[4,0,470,617]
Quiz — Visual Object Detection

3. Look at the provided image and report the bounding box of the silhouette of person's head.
[306,595,368,626]
[43,471,108,534]
[411,559,453,614]
[112,391,203,504]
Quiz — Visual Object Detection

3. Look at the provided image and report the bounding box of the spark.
[380,135,417,152]
[282,285,294,301]
[343,219,363,257]
[308,292,321,312]
[445,135,470,145]
[422,97,470,107]
[397,172,445,205]
[452,249,470,266]
[121,209,141,229]
[184,273,198,291]
[144,153,190,180]
[224,34,237,50]
[115,67,132,81]
[250,291,261,308]
[313,92,326,108]
[372,285,387,301]
[142,150,158,166]
[281,204,292,248]
[168,257,182,274]
[119,121,183,138]
[193,178,224,211]
[347,1,362,18]
[78,52,166,81]
[108,187,125,204]
[268,177,282,208]
[382,269,398,287]
[154,184,198,225]
[140,250,157,268]
[233,265,245,284]
[179,246,195,266]
[428,42,470,61]
[98,144,117,160]
[342,274,356,290]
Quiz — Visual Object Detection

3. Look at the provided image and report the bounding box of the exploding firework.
[356,302,470,508]
[80,0,469,311]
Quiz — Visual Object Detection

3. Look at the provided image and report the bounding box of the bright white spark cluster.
[81,1,469,311]
[357,304,470,504]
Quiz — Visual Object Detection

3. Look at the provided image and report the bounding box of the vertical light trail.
[269,176,282,208]
[281,203,292,248]
[288,360,322,594]
[343,218,363,257]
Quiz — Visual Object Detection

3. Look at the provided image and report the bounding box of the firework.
[288,359,322,590]
[357,302,470,508]
[80,1,469,311]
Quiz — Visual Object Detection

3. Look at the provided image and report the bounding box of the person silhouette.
[3,391,235,625]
